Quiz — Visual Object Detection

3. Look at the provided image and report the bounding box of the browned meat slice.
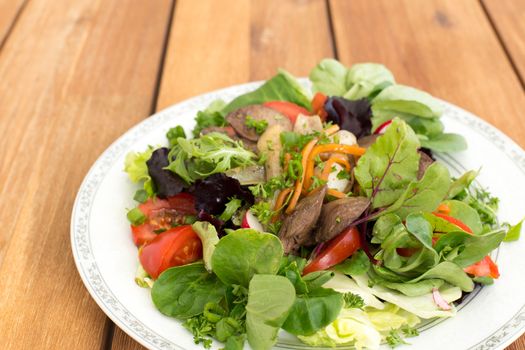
[417,150,434,180]
[225,105,292,142]
[357,134,379,149]
[279,186,327,254]
[315,196,369,243]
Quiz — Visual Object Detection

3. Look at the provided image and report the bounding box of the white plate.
[71,80,525,350]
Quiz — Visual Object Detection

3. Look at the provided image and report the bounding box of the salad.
[124,59,522,350]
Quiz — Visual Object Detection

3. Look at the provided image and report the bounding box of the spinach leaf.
[442,199,483,235]
[379,279,444,297]
[223,70,311,114]
[447,169,479,199]
[282,287,344,336]
[381,162,450,219]
[152,263,227,318]
[246,275,296,350]
[409,261,474,291]
[354,118,420,208]
[372,85,443,119]
[334,249,371,275]
[504,218,523,242]
[419,133,467,152]
[212,229,283,287]
[422,212,469,234]
[434,229,506,267]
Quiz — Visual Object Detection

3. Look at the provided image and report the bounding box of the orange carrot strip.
[327,189,347,198]
[304,144,364,190]
[321,156,351,181]
[283,153,291,174]
[271,188,292,223]
[287,139,318,214]
[324,124,340,136]
[436,203,451,215]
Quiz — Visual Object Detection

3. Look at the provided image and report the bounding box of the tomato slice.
[263,101,311,124]
[139,225,202,279]
[167,193,197,215]
[464,255,500,279]
[138,197,171,217]
[433,213,473,234]
[303,226,361,275]
[131,224,158,247]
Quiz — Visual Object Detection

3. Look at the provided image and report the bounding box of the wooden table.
[1,0,524,349]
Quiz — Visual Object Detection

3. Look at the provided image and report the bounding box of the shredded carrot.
[271,188,292,222]
[321,155,351,181]
[286,139,318,214]
[324,124,340,136]
[283,153,291,174]
[327,189,347,198]
[304,144,365,190]
[436,203,451,215]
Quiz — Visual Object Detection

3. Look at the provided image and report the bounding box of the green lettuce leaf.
[441,199,483,235]
[504,218,524,242]
[419,133,467,152]
[124,146,155,196]
[192,221,220,272]
[372,85,443,119]
[192,99,227,137]
[447,169,479,199]
[354,118,420,208]
[344,63,395,99]
[309,58,349,96]
[223,70,311,114]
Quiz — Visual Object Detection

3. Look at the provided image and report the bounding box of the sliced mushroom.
[315,196,369,243]
[357,134,380,149]
[417,150,434,180]
[226,105,292,142]
[257,124,284,180]
[294,114,323,134]
[279,186,327,254]
[225,165,266,185]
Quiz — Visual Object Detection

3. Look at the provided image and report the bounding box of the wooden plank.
[482,0,525,87]
[330,1,525,348]
[156,0,333,109]
[111,0,334,348]
[0,0,26,48]
[0,0,172,349]
[330,0,525,147]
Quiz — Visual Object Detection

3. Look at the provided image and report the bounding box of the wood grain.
[0,0,172,349]
[330,0,525,148]
[156,0,333,109]
[111,0,334,348]
[482,0,525,86]
[0,0,26,47]
[330,0,525,348]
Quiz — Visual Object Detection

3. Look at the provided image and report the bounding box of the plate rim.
[70,80,525,350]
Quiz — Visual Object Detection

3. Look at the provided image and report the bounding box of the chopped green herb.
[386,329,409,348]
[335,216,341,223]
[245,116,268,135]
[127,207,146,226]
[336,169,350,180]
[133,189,149,203]
[308,176,327,191]
[250,201,275,225]
[343,292,364,309]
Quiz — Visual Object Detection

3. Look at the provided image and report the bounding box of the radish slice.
[241,210,264,232]
[373,120,392,134]
[432,288,452,310]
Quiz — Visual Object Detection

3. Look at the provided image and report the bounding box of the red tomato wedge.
[131,194,197,247]
[433,213,473,234]
[303,226,361,275]
[464,255,500,279]
[139,225,202,279]
[263,101,311,124]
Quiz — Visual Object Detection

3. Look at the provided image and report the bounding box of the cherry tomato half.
[464,255,500,279]
[303,226,361,275]
[139,225,202,279]
[263,101,311,124]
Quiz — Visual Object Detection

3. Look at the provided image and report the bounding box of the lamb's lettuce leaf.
[246,274,296,350]
[223,70,311,114]
[211,229,283,287]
